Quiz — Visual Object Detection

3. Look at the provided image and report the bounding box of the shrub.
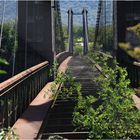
[0,21,17,60]
[74,45,83,56]
[46,61,81,101]
[0,58,8,74]
[0,127,19,140]
[73,51,140,139]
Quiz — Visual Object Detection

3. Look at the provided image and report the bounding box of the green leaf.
[0,70,7,75]
[0,58,9,65]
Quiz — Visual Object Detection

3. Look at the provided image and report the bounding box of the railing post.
[68,8,73,54]
[82,8,89,55]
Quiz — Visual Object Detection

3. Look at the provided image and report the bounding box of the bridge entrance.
[67,8,89,55]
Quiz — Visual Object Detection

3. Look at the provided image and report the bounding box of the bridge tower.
[16,1,55,73]
[82,8,89,55]
[68,8,74,54]
[67,8,89,55]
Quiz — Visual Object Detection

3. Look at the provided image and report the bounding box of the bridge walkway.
[38,56,99,139]
[3,55,140,139]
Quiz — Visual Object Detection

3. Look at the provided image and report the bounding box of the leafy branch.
[0,58,9,75]
[73,51,140,139]
[0,127,19,140]
[45,61,81,106]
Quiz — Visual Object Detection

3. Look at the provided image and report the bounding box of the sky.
[60,0,99,27]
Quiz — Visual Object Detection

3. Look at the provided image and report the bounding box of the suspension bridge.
[0,0,140,139]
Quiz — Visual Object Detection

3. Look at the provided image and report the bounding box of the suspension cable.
[25,1,28,69]
[12,1,18,76]
[94,0,102,49]
[0,0,6,49]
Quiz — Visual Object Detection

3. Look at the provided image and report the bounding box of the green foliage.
[0,127,19,140]
[73,26,95,43]
[0,58,9,75]
[127,47,140,60]
[0,20,18,79]
[49,71,74,99]
[73,51,140,139]
[58,72,80,99]
[0,21,17,76]
[46,61,81,100]
[0,21,17,60]
[62,26,68,39]
[92,65,140,139]
[88,42,94,51]
[0,58,9,65]
[87,49,111,67]
[97,25,113,51]
[119,43,140,61]
[0,69,7,75]
[73,94,97,131]
[73,26,83,39]
[127,23,140,37]
[62,25,95,51]
[88,27,95,42]
[74,45,83,56]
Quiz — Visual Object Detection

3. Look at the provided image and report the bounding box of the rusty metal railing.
[0,61,49,128]
[56,51,71,65]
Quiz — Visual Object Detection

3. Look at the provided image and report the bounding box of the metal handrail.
[0,61,49,94]
[0,61,49,128]
[0,51,71,128]
[56,51,71,65]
